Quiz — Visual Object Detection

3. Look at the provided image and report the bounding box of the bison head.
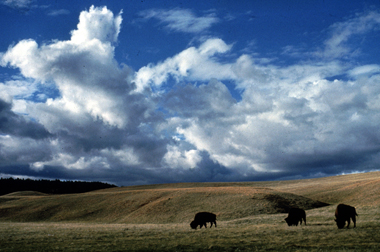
[190,221,197,229]
[335,218,346,229]
[284,217,291,226]
[284,217,297,226]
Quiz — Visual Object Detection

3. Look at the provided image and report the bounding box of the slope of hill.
[0,186,327,223]
[264,171,380,206]
[0,171,379,224]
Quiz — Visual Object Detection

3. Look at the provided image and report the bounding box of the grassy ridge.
[1,171,380,223]
[264,171,380,206]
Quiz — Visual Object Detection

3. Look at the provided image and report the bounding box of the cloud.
[133,38,234,92]
[151,12,380,179]
[139,8,219,33]
[0,98,52,139]
[71,6,122,44]
[164,78,236,118]
[0,6,168,181]
[47,9,70,16]
[348,64,380,78]
[0,78,38,103]
[163,145,201,169]
[317,10,380,59]
[1,6,380,185]
[1,5,133,129]
[1,0,32,9]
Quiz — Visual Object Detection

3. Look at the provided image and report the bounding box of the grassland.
[1,171,380,251]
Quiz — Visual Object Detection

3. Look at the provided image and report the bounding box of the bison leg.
[210,221,216,228]
[352,216,356,228]
[346,218,351,228]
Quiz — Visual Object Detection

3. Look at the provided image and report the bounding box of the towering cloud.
[1,6,380,185]
[0,6,167,183]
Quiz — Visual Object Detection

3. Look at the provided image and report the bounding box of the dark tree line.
[0,177,117,196]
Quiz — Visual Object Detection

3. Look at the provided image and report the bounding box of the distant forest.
[0,177,117,196]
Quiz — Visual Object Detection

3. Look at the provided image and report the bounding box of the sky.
[1,0,380,186]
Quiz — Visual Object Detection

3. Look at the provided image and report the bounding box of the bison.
[190,212,217,229]
[335,204,358,229]
[284,207,306,226]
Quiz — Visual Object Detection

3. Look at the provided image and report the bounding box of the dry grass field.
[1,171,380,251]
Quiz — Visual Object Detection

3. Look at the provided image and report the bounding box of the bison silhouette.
[284,207,306,226]
[335,203,358,229]
[190,212,217,229]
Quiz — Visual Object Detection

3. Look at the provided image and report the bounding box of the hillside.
[264,171,380,206]
[1,171,380,224]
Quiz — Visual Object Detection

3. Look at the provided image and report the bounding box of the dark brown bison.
[190,212,217,229]
[284,208,306,226]
[335,204,358,229]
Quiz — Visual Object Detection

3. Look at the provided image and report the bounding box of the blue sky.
[1,0,380,186]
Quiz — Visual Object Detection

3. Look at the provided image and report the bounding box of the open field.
[1,171,380,251]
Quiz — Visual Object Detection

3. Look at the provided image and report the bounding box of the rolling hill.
[0,171,379,224]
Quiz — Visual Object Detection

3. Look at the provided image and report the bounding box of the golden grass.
[1,171,380,251]
[264,171,380,206]
[1,205,379,251]
[0,186,327,223]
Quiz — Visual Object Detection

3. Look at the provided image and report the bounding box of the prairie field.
[1,172,380,251]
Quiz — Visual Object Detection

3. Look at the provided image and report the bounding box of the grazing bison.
[335,204,358,229]
[190,212,217,229]
[284,208,306,226]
